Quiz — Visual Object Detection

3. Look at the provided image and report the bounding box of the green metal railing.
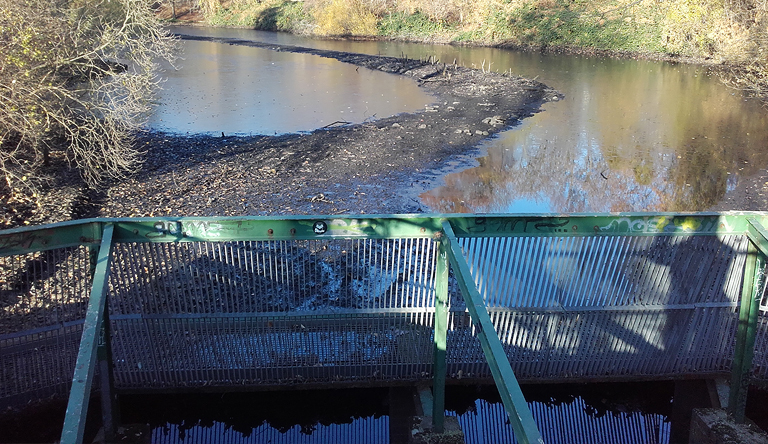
[2,213,768,444]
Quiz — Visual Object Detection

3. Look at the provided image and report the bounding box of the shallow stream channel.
[154,26,768,213]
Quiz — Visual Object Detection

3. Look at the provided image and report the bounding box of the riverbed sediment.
[24,35,561,223]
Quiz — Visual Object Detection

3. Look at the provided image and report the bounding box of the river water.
[153,26,768,213]
[116,383,673,444]
[149,29,432,135]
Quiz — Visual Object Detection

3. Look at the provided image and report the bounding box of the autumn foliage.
[191,0,768,101]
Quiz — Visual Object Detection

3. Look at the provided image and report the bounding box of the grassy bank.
[161,0,768,99]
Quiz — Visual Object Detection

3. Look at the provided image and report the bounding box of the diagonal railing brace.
[441,221,544,444]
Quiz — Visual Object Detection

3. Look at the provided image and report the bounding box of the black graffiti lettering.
[0,232,38,251]
[531,218,570,231]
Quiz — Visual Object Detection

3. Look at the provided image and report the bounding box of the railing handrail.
[4,212,768,257]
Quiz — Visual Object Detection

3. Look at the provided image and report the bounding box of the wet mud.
[19,35,561,224]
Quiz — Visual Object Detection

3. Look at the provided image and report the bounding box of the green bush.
[207,0,311,32]
[378,11,453,38]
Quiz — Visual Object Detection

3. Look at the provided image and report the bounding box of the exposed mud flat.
[16,36,561,224]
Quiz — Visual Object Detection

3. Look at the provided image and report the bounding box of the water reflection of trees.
[422,57,768,213]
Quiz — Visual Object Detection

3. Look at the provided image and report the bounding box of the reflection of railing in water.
[452,396,670,444]
[150,416,390,444]
[2,213,768,444]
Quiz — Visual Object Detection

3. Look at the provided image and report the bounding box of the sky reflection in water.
[419,54,768,213]
[150,30,432,135]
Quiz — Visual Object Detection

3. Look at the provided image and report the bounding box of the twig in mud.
[321,121,352,129]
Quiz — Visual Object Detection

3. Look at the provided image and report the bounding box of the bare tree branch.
[0,0,177,209]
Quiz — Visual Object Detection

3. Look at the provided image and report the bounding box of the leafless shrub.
[716,0,768,101]
[0,0,176,205]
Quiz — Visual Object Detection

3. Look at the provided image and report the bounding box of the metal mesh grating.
[110,314,435,389]
[460,235,748,308]
[0,247,92,404]
[108,238,438,314]
[107,238,439,389]
[450,235,749,380]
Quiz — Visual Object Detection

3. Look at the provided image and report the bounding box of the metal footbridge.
[2,213,768,444]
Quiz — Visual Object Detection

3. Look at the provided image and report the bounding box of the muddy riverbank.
[9,36,561,224]
[7,33,767,228]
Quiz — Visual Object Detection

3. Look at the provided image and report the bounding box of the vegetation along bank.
[162,0,768,101]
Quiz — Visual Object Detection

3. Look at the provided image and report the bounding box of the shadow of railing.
[450,228,749,381]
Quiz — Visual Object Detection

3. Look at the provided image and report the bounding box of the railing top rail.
[3,212,768,257]
[0,220,102,256]
[446,212,768,237]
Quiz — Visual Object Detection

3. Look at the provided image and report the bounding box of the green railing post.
[432,232,449,433]
[60,223,114,444]
[87,223,119,440]
[730,219,768,422]
[441,221,544,444]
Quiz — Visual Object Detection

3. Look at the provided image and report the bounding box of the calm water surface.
[151,28,433,135]
[157,27,768,212]
[420,55,768,213]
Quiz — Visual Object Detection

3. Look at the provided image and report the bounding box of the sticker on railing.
[313,221,328,235]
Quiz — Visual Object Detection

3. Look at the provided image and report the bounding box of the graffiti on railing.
[597,216,732,234]
[326,219,372,236]
[147,220,225,239]
[0,231,39,251]
[465,217,573,234]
